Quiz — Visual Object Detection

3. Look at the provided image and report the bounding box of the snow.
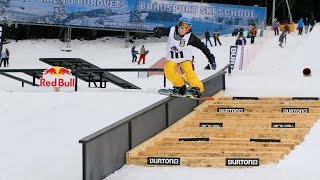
[1,24,320,180]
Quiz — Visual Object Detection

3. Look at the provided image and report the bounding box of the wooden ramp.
[126,93,320,168]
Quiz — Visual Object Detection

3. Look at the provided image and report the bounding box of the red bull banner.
[40,66,75,88]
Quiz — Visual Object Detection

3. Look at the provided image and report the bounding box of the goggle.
[178,22,191,32]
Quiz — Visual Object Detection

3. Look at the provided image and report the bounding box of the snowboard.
[158,89,214,100]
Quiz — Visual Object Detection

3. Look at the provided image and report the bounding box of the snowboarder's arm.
[154,27,171,38]
[188,34,216,68]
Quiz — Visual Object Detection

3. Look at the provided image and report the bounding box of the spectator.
[309,17,315,32]
[297,17,304,35]
[232,28,239,36]
[284,21,290,34]
[247,24,253,38]
[279,30,287,48]
[235,36,247,45]
[213,29,222,46]
[304,17,310,33]
[0,48,9,67]
[138,45,146,65]
[131,46,138,62]
[239,28,244,37]
[250,25,257,44]
[204,29,212,47]
[272,18,280,36]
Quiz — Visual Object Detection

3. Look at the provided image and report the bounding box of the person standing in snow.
[153,17,216,98]
[279,30,287,48]
[297,18,304,35]
[138,45,146,65]
[131,46,138,62]
[304,17,310,34]
[0,48,9,67]
[272,18,280,36]
[213,29,222,46]
[204,29,212,47]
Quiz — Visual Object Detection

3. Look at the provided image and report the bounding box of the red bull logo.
[40,66,75,88]
[43,66,72,76]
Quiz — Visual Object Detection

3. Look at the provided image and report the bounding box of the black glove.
[208,56,216,70]
[154,27,162,38]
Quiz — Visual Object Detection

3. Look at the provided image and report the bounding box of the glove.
[153,27,162,38]
[208,56,216,70]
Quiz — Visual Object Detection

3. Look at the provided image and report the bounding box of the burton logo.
[218,108,244,113]
[226,158,259,166]
[147,157,180,165]
[233,97,259,100]
[292,97,319,100]
[272,123,295,128]
[200,123,223,127]
[282,108,309,113]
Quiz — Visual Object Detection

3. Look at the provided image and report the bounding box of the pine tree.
[52,0,68,23]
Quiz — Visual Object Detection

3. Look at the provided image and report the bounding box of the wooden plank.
[167,130,306,140]
[137,151,285,158]
[201,104,320,113]
[195,112,320,119]
[146,146,291,153]
[185,118,316,128]
[173,127,309,134]
[214,97,320,101]
[154,141,296,149]
[201,100,320,106]
[160,137,300,145]
[127,156,281,167]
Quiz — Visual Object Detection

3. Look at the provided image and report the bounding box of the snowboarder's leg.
[180,61,204,93]
[164,60,186,88]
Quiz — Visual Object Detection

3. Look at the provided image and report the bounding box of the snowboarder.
[279,30,287,48]
[154,17,216,98]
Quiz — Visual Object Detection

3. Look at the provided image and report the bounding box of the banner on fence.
[230,45,238,70]
[0,0,266,35]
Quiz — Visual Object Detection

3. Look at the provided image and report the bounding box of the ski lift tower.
[272,0,293,23]
[61,25,72,52]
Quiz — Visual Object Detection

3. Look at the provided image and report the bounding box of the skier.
[279,30,287,48]
[154,17,216,98]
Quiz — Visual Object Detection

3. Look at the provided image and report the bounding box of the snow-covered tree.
[52,0,67,23]
[0,0,12,22]
[129,3,142,22]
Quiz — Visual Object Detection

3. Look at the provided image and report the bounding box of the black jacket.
[205,31,210,38]
[154,26,215,64]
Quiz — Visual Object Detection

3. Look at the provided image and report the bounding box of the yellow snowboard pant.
[164,60,204,93]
